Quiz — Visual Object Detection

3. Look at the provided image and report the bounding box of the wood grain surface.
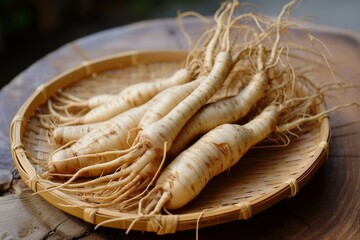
[0,18,359,240]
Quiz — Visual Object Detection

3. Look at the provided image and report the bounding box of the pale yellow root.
[58,68,193,126]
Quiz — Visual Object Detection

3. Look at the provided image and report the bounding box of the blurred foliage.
[0,0,202,85]
[0,0,200,43]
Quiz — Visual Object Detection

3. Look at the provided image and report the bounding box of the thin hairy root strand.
[63,149,166,208]
[79,176,145,207]
[276,102,360,132]
[47,92,116,122]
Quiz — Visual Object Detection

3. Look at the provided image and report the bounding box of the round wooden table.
[1,18,360,240]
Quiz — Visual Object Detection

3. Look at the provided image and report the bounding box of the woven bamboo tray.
[10,50,331,234]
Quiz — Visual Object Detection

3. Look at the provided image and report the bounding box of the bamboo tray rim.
[10,50,331,233]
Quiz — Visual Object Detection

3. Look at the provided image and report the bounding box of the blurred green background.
[0,0,359,89]
[1,0,224,88]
